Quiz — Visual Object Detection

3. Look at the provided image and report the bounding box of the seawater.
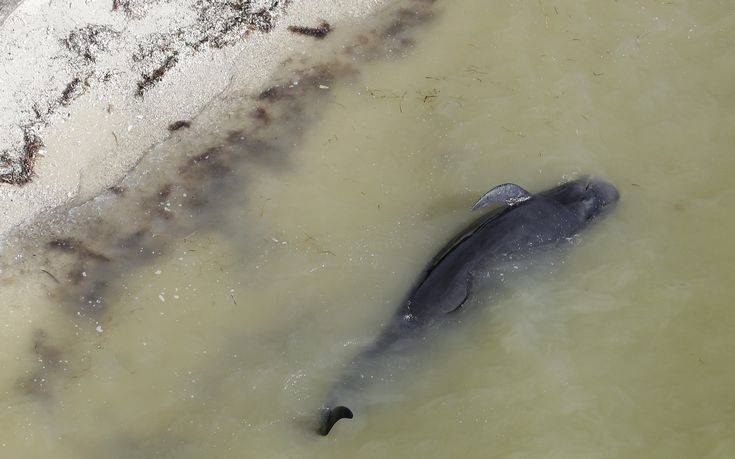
[0,0,734,457]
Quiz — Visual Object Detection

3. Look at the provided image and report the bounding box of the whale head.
[542,177,619,223]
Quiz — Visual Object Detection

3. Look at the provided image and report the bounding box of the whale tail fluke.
[318,406,354,436]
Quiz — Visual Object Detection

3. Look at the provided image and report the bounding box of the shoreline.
[0,0,389,243]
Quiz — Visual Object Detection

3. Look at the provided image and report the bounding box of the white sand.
[0,0,388,242]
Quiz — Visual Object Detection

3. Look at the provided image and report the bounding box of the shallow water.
[1,0,735,457]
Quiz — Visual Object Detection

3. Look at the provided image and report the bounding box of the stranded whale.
[318,177,619,435]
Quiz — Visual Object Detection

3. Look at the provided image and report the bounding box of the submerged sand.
[0,0,388,243]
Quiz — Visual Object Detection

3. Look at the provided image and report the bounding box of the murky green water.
[1,0,735,457]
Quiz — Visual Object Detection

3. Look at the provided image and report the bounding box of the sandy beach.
[0,0,388,243]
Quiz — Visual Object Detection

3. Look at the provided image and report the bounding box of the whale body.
[318,177,619,435]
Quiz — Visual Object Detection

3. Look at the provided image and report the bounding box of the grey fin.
[471,183,532,211]
[318,406,354,436]
[440,277,471,315]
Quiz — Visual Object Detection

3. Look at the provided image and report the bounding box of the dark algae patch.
[60,77,82,105]
[0,129,43,185]
[344,0,436,60]
[250,106,271,124]
[137,53,179,96]
[168,120,192,131]
[108,185,127,195]
[60,76,92,106]
[257,85,291,102]
[61,25,119,64]
[48,237,111,263]
[17,330,65,396]
[111,0,134,16]
[288,21,332,39]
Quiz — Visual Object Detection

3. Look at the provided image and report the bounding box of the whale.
[318,176,619,435]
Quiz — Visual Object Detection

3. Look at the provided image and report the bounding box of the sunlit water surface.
[1,0,734,457]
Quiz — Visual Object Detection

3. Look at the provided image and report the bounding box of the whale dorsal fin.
[471,183,531,211]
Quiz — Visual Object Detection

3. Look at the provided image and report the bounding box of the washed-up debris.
[137,53,179,96]
[0,129,43,185]
[168,120,192,131]
[288,21,332,39]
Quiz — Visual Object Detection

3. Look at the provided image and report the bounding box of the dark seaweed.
[136,53,179,96]
[112,0,132,15]
[108,185,126,195]
[168,120,192,131]
[48,238,111,263]
[0,129,43,186]
[288,21,332,39]
[60,78,82,105]
[61,25,118,63]
[58,73,94,107]
[17,331,65,396]
[250,106,271,124]
[258,85,289,102]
